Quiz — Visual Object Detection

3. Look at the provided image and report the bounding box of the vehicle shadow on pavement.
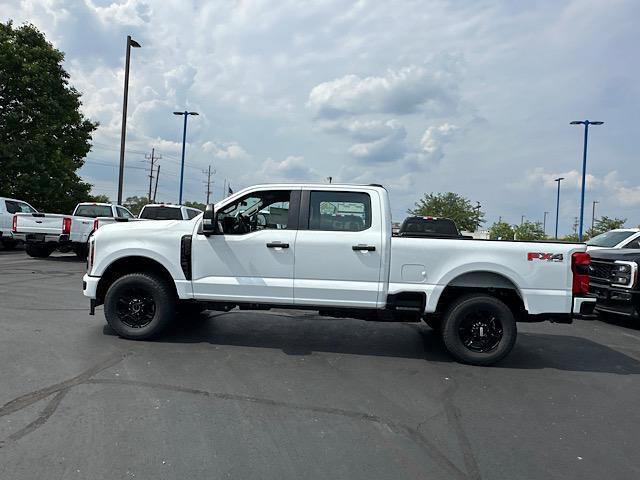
[103,312,640,374]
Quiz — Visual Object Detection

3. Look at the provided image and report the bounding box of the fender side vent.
[180,235,193,280]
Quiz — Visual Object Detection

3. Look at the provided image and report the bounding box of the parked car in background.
[0,197,37,249]
[588,248,639,320]
[397,216,469,239]
[138,204,202,220]
[83,183,595,366]
[587,229,640,250]
[14,202,137,259]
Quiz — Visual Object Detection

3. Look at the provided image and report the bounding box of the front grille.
[588,260,615,284]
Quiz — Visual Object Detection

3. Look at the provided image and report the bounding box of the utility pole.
[146,148,161,201]
[543,211,549,236]
[521,215,525,225]
[554,177,564,238]
[153,165,160,203]
[591,200,599,232]
[204,165,215,204]
[327,176,333,184]
[475,201,481,231]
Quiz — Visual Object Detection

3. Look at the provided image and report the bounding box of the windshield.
[74,205,112,218]
[139,206,183,220]
[587,231,635,247]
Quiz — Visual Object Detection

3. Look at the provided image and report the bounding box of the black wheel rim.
[458,309,503,353]
[115,287,156,328]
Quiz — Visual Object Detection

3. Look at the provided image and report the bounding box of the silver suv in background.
[0,197,37,249]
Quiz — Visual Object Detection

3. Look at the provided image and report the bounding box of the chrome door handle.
[266,242,289,248]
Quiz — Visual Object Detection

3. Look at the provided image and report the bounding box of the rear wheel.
[441,294,517,366]
[104,273,176,340]
[1,239,17,250]
[25,243,55,258]
[73,244,88,261]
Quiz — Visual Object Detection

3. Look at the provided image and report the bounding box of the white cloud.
[202,141,250,161]
[251,156,318,183]
[307,64,459,118]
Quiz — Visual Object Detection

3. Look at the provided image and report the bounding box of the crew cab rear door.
[191,188,299,303]
[294,188,383,308]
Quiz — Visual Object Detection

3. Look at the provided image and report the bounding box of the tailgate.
[69,216,95,243]
[14,213,64,235]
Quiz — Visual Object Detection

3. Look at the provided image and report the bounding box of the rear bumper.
[573,296,597,317]
[23,233,67,244]
[83,273,99,300]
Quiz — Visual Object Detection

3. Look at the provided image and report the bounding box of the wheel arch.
[434,270,526,318]
[96,256,178,306]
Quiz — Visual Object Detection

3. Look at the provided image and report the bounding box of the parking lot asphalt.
[1,249,640,480]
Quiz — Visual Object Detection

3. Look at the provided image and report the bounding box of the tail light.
[62,217,72,235]
[12,214,17,233]
[88,239,95,272]
[572,252,590,295]
[93,218,99,232]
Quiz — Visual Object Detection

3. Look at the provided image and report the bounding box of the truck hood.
[589,248,640,263]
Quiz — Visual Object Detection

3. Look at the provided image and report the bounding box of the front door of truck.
[191,188,299,304]
[294,189,383,308]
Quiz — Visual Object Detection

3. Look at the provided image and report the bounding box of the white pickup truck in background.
[0,197,38,249]
[14,202,137,259]
[138,204,202,220]
[83,183,596,365]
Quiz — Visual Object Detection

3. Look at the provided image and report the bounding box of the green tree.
[90,194,111,203]
[489,221,514,240]
[585,216,626,239]
[123,196,150,216]
[409,192,484,232]
[513,221,546,241]
[184,200,206,211]
[0,22,97,213]
[561,233,580,242]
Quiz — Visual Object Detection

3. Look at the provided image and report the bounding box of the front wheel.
[441,294,517,366]
[104,273,176,340]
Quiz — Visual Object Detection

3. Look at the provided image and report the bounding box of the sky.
[3,0,640,234]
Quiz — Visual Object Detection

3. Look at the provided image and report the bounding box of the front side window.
[308,191,371,232]
[74,205,113,218]
[116,206,134,219]
[186,208,201,219]
[217,190,291,235]
[5,200,36,214]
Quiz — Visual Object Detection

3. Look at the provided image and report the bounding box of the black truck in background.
[588,249,640,319]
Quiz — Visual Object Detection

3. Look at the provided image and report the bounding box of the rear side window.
[186,208,200,219]
[5,200,36,214]
[139,206,183,220]
[308,191,371,232]
[401,218,458,235]
[74,205,113,218]
[116,206,134,219]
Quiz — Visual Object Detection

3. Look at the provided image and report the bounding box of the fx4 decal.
[527,252,564,262]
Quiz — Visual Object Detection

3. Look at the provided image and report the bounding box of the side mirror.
[202,204,217,235]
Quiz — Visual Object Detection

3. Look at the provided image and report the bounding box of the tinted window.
[218,190,291,234]
[400,217,459,235]
[186,208,201,219]
[587,231,635,247]
[139,206,183,220]
[624,239,640,249]
[5,200,36,214]
[116,206,134,219]
[308,191,371,232]
[74,205,113,218]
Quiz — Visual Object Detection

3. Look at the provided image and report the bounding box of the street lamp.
[554,177,564,239]
[117,35,141,205]
[570,120,604,241]
[173,111,199,204]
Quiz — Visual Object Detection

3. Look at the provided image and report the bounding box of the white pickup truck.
[14,202,136,259]
[0,197,38,249]
[83,183,595,365]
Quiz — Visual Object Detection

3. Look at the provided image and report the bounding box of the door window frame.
[298,189,373,232]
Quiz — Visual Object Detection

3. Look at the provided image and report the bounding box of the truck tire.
[104,273,176,340]
[1,239,17,250]
[25,244,54,258]
[73,244,88,261]
[441,294,517,366]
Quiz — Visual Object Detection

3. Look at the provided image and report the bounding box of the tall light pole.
[173,111,199,204]
[570,120,604,241]
[117,35,141,205]
[554,177,564,239]
[591,200,599,232]
[543,211,549,236]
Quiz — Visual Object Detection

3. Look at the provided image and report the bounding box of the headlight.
[612,261,637,288]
